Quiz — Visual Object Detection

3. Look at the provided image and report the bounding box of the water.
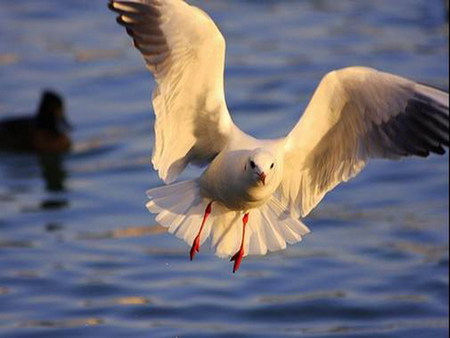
[0,0,448,337]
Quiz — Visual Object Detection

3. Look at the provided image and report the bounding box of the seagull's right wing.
[110,0,235,183]
[281,67,449,218]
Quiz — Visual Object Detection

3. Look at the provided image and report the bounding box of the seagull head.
[245,149,277,186]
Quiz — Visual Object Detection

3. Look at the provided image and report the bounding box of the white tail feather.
[146,180,311,258]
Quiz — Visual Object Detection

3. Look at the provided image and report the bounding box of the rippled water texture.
[0,0,448,337]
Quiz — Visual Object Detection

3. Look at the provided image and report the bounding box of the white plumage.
[110,0,449,272]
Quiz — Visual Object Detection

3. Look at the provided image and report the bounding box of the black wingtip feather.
[435,146,446,155]
[397,115,447,156]
[116,16,126,26]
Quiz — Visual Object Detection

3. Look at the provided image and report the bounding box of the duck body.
[0,91,71,153]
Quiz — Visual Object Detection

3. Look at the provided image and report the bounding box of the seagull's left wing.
[281,67,449,218]
[110,0,235,183]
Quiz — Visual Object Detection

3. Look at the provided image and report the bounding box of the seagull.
[109,0,449,273]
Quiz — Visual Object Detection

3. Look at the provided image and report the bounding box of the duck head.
[36,91,71,135]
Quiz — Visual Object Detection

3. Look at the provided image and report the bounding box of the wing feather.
[110,0,235,183]
[283,67,449,217]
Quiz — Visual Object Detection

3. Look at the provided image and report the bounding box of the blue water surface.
[0,0,448,337]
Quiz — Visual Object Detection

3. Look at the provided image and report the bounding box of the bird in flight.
[109,0,449,273]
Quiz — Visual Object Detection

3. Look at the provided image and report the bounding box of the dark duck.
[0,91,72,153]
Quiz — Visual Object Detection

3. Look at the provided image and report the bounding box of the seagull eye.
[250,161,256,169]
[270,163,275,169]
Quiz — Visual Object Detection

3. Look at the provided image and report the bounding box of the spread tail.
[146,180,311,258]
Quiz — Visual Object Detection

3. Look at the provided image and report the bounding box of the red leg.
[190,201,213,261]
[230,212,249,273]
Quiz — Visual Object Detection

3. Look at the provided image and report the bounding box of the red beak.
[259,172,267,185]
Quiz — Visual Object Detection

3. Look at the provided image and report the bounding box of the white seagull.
[109,0,449,272]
